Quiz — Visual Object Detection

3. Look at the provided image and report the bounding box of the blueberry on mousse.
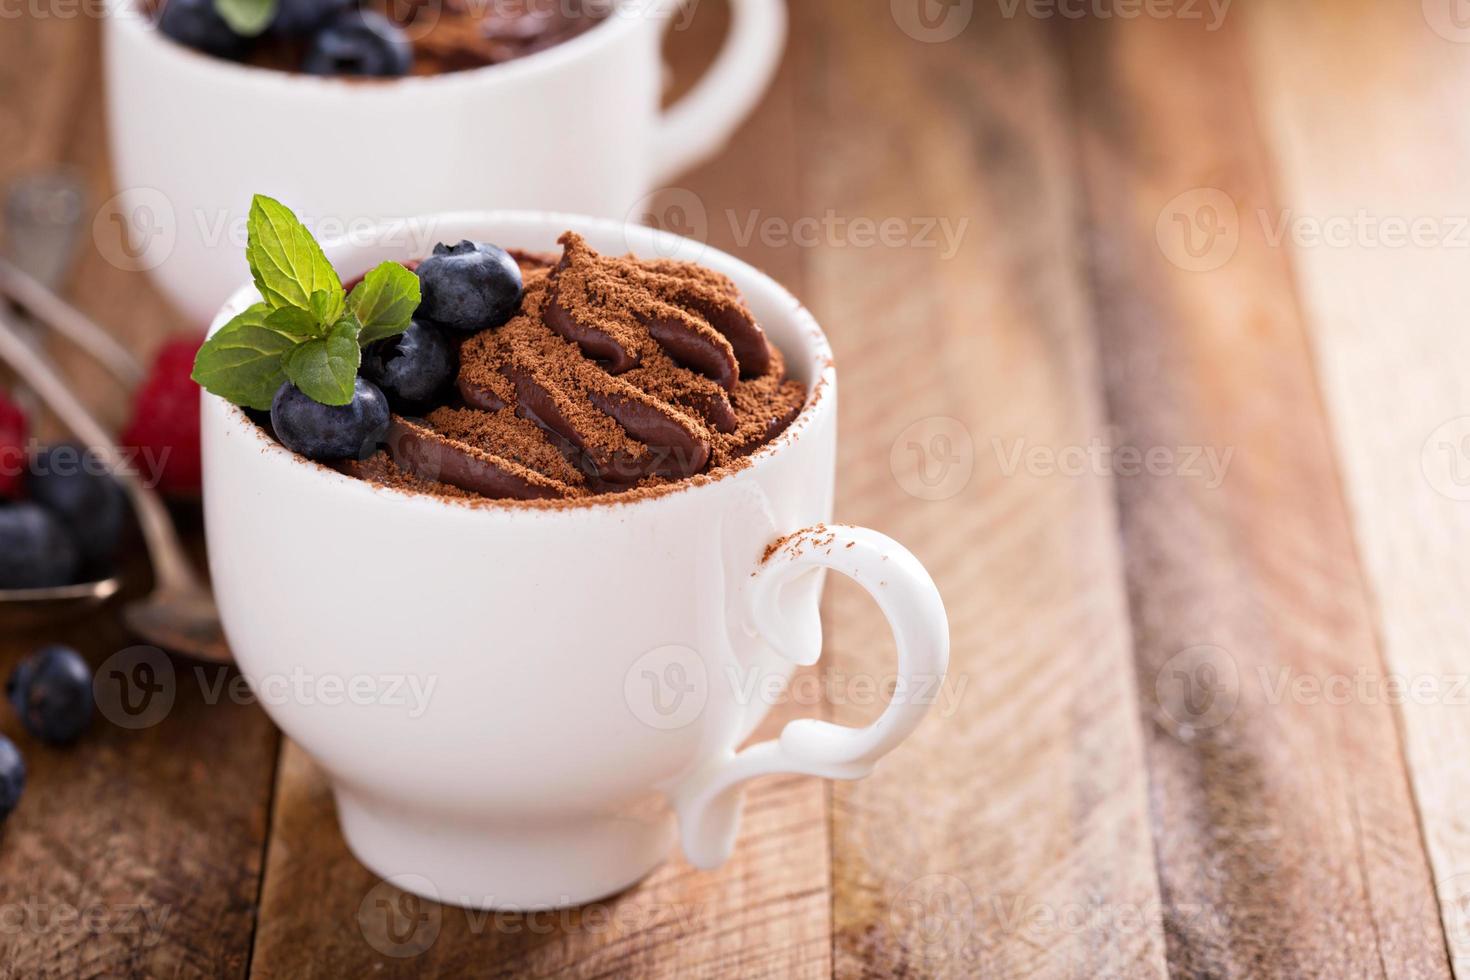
[156,0,247,58]
[272,378,390,462]
[361,320,457,409]
[416,241,524,333]
[7,646,94,747]
[303,10,413,77]
[269,0,350,36]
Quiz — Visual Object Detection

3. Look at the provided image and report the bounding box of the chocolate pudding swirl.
[358,234,807,502]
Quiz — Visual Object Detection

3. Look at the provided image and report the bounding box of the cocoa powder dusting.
[349,234,808,505]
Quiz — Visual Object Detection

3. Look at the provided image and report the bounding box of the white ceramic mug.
[103,0,785,324]
[201,213,949,910]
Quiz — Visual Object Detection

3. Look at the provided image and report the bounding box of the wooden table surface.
[5,0,1470,976]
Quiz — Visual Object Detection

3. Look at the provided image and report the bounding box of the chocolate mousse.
[152,0,611,77]
[340,234,807,502]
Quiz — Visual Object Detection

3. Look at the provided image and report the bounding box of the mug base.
[333,789,677,910]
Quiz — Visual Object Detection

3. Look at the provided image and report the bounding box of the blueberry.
[271,378,390,461]
[26,444,126,575]
[0,737,23,824]
[303,11,412,77]
[0,503,78,590]
[7,646,93,746]
[417,241,523,334]
[156,0,247,58]
[361,320,457,408]
[271,0,351,36]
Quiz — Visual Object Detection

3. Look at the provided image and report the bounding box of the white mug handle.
[673,524,950,868]
[649,0,788,186]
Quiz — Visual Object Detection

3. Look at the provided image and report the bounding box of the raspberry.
[120,334,204,497]
[0,390,27,499]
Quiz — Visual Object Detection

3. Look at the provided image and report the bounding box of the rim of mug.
[107,0,672,92]
[208,209,836,516]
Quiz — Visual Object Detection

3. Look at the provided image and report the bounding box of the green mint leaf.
[264,305,321,339]
[214,0,276,36]
[191,303,298,411]
[309,289,345,329]
[246,195,343,317]
[283,317,361,406]
[349,261,422,346]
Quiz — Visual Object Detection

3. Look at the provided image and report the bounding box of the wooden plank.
[801,3,1168,977]
[1243,0,1470,972]
[247,4,833,976]
[1065,9,1449,976]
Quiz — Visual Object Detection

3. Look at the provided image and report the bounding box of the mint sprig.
[214,0,277,39]
[193,195,421,409]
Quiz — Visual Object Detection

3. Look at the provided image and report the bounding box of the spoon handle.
[0,306,202,597]
[0,257,146,390]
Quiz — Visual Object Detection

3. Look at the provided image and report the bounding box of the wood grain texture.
[0,612,278,979]
[1244,0,1470,972]
[1065,8,1449,977]
[803,4,1168,977]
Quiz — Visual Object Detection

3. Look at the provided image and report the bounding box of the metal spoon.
[0,306,230,662]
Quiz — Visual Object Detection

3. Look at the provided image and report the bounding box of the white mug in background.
[201,213,950,910]
[103,0,785,324]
